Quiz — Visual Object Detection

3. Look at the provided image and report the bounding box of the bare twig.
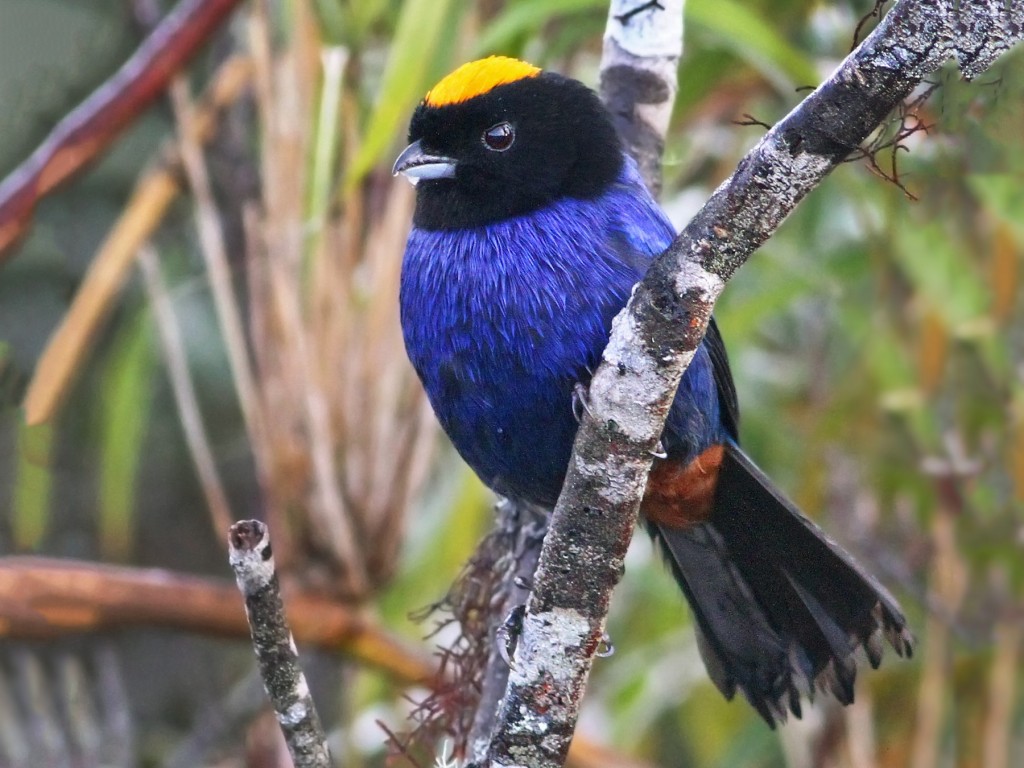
[480,3,1021,766]
[167,77,266,474]
[466,502,546,763]
[228,520,331,768]
[0,0,245,260]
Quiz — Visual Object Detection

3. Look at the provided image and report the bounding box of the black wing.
[705,316,739,441]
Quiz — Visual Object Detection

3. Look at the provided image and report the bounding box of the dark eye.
[482,122,515,151]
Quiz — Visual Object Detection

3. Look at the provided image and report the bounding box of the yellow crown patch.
[425,56,541,108]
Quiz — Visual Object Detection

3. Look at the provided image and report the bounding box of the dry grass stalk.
[910,505,968,768]
[137,245,234,535]
[233,0,436,599]
[22,56,253,426]
[982,603,1021,768]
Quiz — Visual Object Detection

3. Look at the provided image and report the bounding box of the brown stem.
[0,555,652,768]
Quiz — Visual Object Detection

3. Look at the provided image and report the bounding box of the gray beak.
[392,139,457,183]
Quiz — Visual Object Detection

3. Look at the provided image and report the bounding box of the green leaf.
[345,0,462,187]
[474,0,604,57]
[98,308,154,561]
[12,418,54,551]
[687,0,817,90]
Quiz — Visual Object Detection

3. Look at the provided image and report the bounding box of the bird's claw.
[649,439,668,459]
[497,604,527,668]
[572,382,593,424]
[596,631,615,658]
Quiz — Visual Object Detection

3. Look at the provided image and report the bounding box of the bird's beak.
[392,139,457,184]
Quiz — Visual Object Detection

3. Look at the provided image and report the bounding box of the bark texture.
[480,2,1022,767]
[599,0,684,196]
[228,521,331,768]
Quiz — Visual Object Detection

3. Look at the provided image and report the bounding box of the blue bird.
[394,56,912,724]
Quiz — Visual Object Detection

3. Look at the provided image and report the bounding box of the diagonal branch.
[480,2,1022,766]
[0,0,244,261]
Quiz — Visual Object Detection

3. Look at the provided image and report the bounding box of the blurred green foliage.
[0,1,1022,766]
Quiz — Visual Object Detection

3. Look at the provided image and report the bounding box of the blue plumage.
[396,58,912,724]
[400,158,724,505]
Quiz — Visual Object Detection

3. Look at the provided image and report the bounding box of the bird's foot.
[649,439,668,459]
[596,631,615,658]
[497,604,526,668]
[572,381,593,423]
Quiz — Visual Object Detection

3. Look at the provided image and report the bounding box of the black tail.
[650,442,913,726]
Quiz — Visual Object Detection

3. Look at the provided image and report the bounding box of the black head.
[393,57,624,230]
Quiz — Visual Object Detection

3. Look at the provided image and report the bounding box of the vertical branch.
[466,501,547,764]
[599,0,685,196]
[167,78,265,466]
[909,505,966,768]
[228,520,332,768]
[982,614,1021,768]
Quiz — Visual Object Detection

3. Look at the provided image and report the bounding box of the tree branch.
[228,520,331,768]
[0,0,244,261]
[480,2,1022,766]
[0,556,432,682]
[599,0,684,196]
[0,556,648,768]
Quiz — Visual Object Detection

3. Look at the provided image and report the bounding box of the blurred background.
[0,0,1021,766]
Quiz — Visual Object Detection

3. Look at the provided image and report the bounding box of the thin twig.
[228,520,331,768]
[167,76,266,473]
[466,502,546,763]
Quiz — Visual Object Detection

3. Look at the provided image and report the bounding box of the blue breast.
[400,159,724,506]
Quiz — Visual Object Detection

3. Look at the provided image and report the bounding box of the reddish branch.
[0,0,244,261]
[0,556,432,684]
[0,556,650,768]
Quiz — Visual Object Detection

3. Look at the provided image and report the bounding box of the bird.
[393,55,913,725]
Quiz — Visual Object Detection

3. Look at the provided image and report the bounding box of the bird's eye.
[482,122,515,151]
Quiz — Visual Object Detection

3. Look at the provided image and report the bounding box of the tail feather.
[650,442,913,726]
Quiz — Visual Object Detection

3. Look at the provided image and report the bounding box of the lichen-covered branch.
[480,2,1022,767]
[466,501,547,764]
[228,520,330,768]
